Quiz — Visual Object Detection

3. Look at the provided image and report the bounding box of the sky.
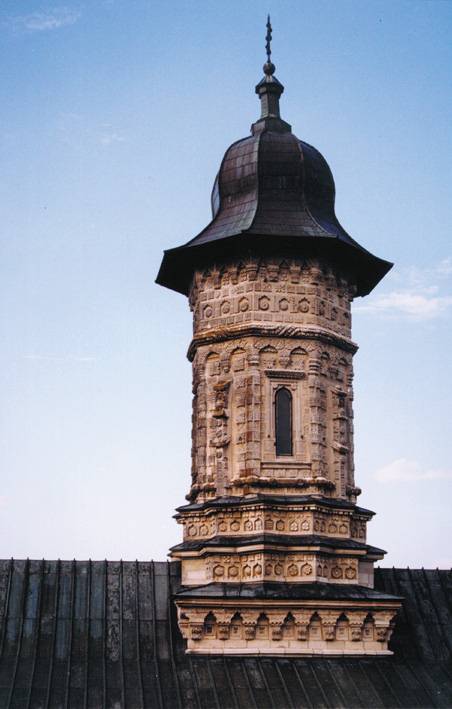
[0,0,451,567]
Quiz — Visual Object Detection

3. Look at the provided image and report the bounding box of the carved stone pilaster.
[307,356,327,479]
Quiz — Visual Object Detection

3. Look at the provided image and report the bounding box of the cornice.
[174,582,401,603]
[170,534,384,556]
[176,495,375,517]
[187,323,358,360]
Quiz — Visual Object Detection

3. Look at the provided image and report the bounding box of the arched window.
[275,387,292,456]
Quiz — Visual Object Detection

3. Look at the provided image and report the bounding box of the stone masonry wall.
[187,257,358,502]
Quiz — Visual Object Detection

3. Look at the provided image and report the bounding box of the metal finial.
[265,15,272,63]
[263,15,275,76]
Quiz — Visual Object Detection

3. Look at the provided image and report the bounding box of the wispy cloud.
[57,113,126,150]
[434,258,452,278]
[99,124,126,146]
[7,7,81,33]
[375,458,452,483]
[356,291,452,319]
[24,354,96,363]
[402,258,452,285]
[355,258,452,320]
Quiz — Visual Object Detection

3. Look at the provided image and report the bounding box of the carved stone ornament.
[171,256,401,655]
[176,602,398,655]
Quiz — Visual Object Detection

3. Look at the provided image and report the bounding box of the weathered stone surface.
[171,256,400,655]
[187,257,357,502]
[176,600,398,655]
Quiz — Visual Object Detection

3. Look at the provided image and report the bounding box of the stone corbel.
[213,610,237,641]
[323,624,336,641]
[215,610,235,625]
[267,264,279,281]
[244,624,257,640]
[293,612,312,641]
[349,625,363,641]
[241,611,259,640]
[289,264,301,283]
[178,607,202,624]
[296,624,309,641]
[212,269,222,289]
[191,623,204,641]
[321,614,339,641]
[374,612,397,643]
[178,618,190,640]
[348,612,368,641]
[269,613,289,641]
[375,625,389,643]
[217,623,230,641]
[244,261,258,281]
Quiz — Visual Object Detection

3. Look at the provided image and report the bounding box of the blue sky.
[1,0,451,566]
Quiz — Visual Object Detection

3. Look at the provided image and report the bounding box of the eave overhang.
[170,534,385,559]
[176,494,376,517]
[156,233,392,298]
[175,581,401,603]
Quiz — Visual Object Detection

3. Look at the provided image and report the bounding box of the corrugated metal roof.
[1,560,451,708]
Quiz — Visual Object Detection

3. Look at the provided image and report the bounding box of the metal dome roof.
[193,131,359,246]
[156,53,392,297]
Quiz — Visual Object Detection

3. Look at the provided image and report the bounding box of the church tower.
[156,20,401,655]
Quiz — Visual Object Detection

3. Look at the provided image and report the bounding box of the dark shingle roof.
[1,559,452,708]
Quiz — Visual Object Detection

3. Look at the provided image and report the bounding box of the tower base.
[175,583,401,655]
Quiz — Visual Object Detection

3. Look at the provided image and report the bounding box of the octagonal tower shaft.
[187,256,359,503]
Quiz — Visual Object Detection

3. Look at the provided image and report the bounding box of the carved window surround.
[262,370,305,463]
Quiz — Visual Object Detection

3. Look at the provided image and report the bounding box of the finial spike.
[263,15,275,76]
[266,15,272,63]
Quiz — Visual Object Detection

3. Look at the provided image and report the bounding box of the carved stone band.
[187,324,358,360]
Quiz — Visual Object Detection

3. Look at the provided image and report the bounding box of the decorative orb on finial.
[263,61,276,76]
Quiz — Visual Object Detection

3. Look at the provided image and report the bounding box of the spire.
[265,14,273,68]
[252,16,291,135]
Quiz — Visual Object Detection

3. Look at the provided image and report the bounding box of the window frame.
[261,370,305,463]
[275,386,293,456]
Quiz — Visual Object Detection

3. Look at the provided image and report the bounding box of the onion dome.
[156,21,392,297]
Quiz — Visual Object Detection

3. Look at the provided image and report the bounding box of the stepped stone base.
[173,496,400,655]
[173,496,382,588]
[175,583,401,655]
